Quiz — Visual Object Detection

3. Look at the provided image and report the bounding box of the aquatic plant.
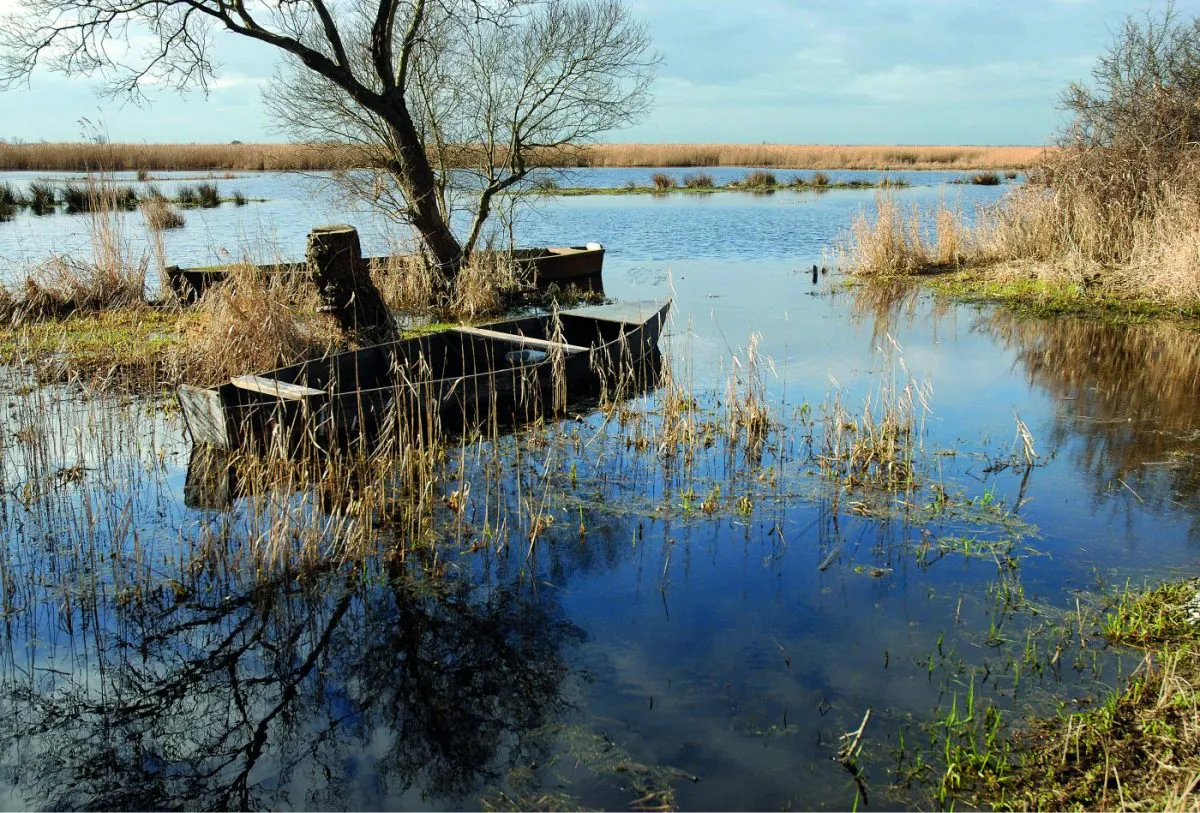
[650,172,675,191]
[59,181,90,213]
[0,182,19,221]
[195,181,220,208]
[969,171,1001,186]
[26,181,56,214]
[739,169,776,188]
[176,262,339,387]
[682,172,714,189]
[140,194,185,231]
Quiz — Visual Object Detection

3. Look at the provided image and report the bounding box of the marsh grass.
[0,142,1046,172]
[195,182,220,208]
[737,169,776,188]
[0,182,22,221]
[177,262,341,387]
[818,340,932,494]
[846,154,1200,308]
[26,181,56,215]
[937,579,1200,812]
[376,248,524,319]
[650,172,676,191]
[682,172,714,189]
[140,194,185,231]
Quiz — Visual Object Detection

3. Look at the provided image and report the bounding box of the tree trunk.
[387,116,463,285]
[306,225,396,345]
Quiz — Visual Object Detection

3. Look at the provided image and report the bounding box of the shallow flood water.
[0,171,1198,810]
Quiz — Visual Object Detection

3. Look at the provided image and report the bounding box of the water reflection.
[1,566,581,810]
[981,310,1200,522]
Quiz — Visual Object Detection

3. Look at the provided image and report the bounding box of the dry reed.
[175,263,340,386]
[0,142,1047,172]
[140,195,185,231]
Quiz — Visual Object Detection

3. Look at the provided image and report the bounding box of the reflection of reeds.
[982,309,1200,511]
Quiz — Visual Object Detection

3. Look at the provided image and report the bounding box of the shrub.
[650,172,676,190]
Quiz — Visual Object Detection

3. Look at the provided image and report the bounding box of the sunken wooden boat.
[165,244,606,304]
[178,298,670,453]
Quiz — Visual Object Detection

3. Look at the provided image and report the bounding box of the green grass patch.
[928,270,1200,324]
[0,308,190,388]
[937,578,1200,811]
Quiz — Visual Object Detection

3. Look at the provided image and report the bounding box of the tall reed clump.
[724,333,774,451]
[452,251,520,318]
[140,194,185,231]
[839,193,983,277]
[27,182,56,215]
[739,169,777,188]
[0,182,20,221]
[176,264,339,385]
[376,248,522,319]
[682,172,714,189]
[195,182,221,208]
[650,172,676,191]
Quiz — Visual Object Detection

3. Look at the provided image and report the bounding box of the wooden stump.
[306,225,396,345]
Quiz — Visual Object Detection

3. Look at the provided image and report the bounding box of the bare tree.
[0,0,657,285]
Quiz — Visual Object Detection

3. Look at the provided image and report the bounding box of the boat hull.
[166,245,605,304]
[178,299,669,454]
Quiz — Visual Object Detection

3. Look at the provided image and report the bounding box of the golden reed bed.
[0,142,1046,172]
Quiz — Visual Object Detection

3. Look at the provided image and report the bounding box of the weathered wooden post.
[306,225,396,345]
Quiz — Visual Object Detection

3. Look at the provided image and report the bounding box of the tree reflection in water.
[1,562,582,810]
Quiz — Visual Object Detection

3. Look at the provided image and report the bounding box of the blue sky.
[0,0,1189,145]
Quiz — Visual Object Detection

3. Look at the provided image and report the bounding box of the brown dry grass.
[0,142,1047,172]
[375,250,523,319]
[841,178,1200,307]
[586,144,1045,170]
[175,263,342,387]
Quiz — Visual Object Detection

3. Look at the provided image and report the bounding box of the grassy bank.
[838,189,1200,320]
[0,142,1045,172]
[543,170,927,196]
[942,578,1200,811]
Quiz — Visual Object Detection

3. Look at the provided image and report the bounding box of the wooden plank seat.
[452,325,589,354]
[231,375,325,400]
